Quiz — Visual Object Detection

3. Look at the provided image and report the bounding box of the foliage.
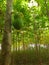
[13,12,24,30]
[1,0,49,65]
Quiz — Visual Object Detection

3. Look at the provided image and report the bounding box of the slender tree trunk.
[1,0,12,65]
[17,31,20,51]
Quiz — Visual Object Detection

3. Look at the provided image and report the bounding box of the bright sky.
[0,44,1,50]
[28,0,38,8]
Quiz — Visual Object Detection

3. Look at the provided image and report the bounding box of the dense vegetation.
[0,0,49,65]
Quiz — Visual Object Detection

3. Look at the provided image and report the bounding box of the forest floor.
[0,48,49,65]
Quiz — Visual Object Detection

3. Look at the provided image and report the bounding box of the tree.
[1,0,13,65]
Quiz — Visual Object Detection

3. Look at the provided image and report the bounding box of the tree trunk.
[1,0,12,65]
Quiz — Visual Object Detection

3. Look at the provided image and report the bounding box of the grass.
[11,48,49,65]
[0,48,49,65]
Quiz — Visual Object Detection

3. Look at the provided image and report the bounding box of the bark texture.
[1,0,12,65]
